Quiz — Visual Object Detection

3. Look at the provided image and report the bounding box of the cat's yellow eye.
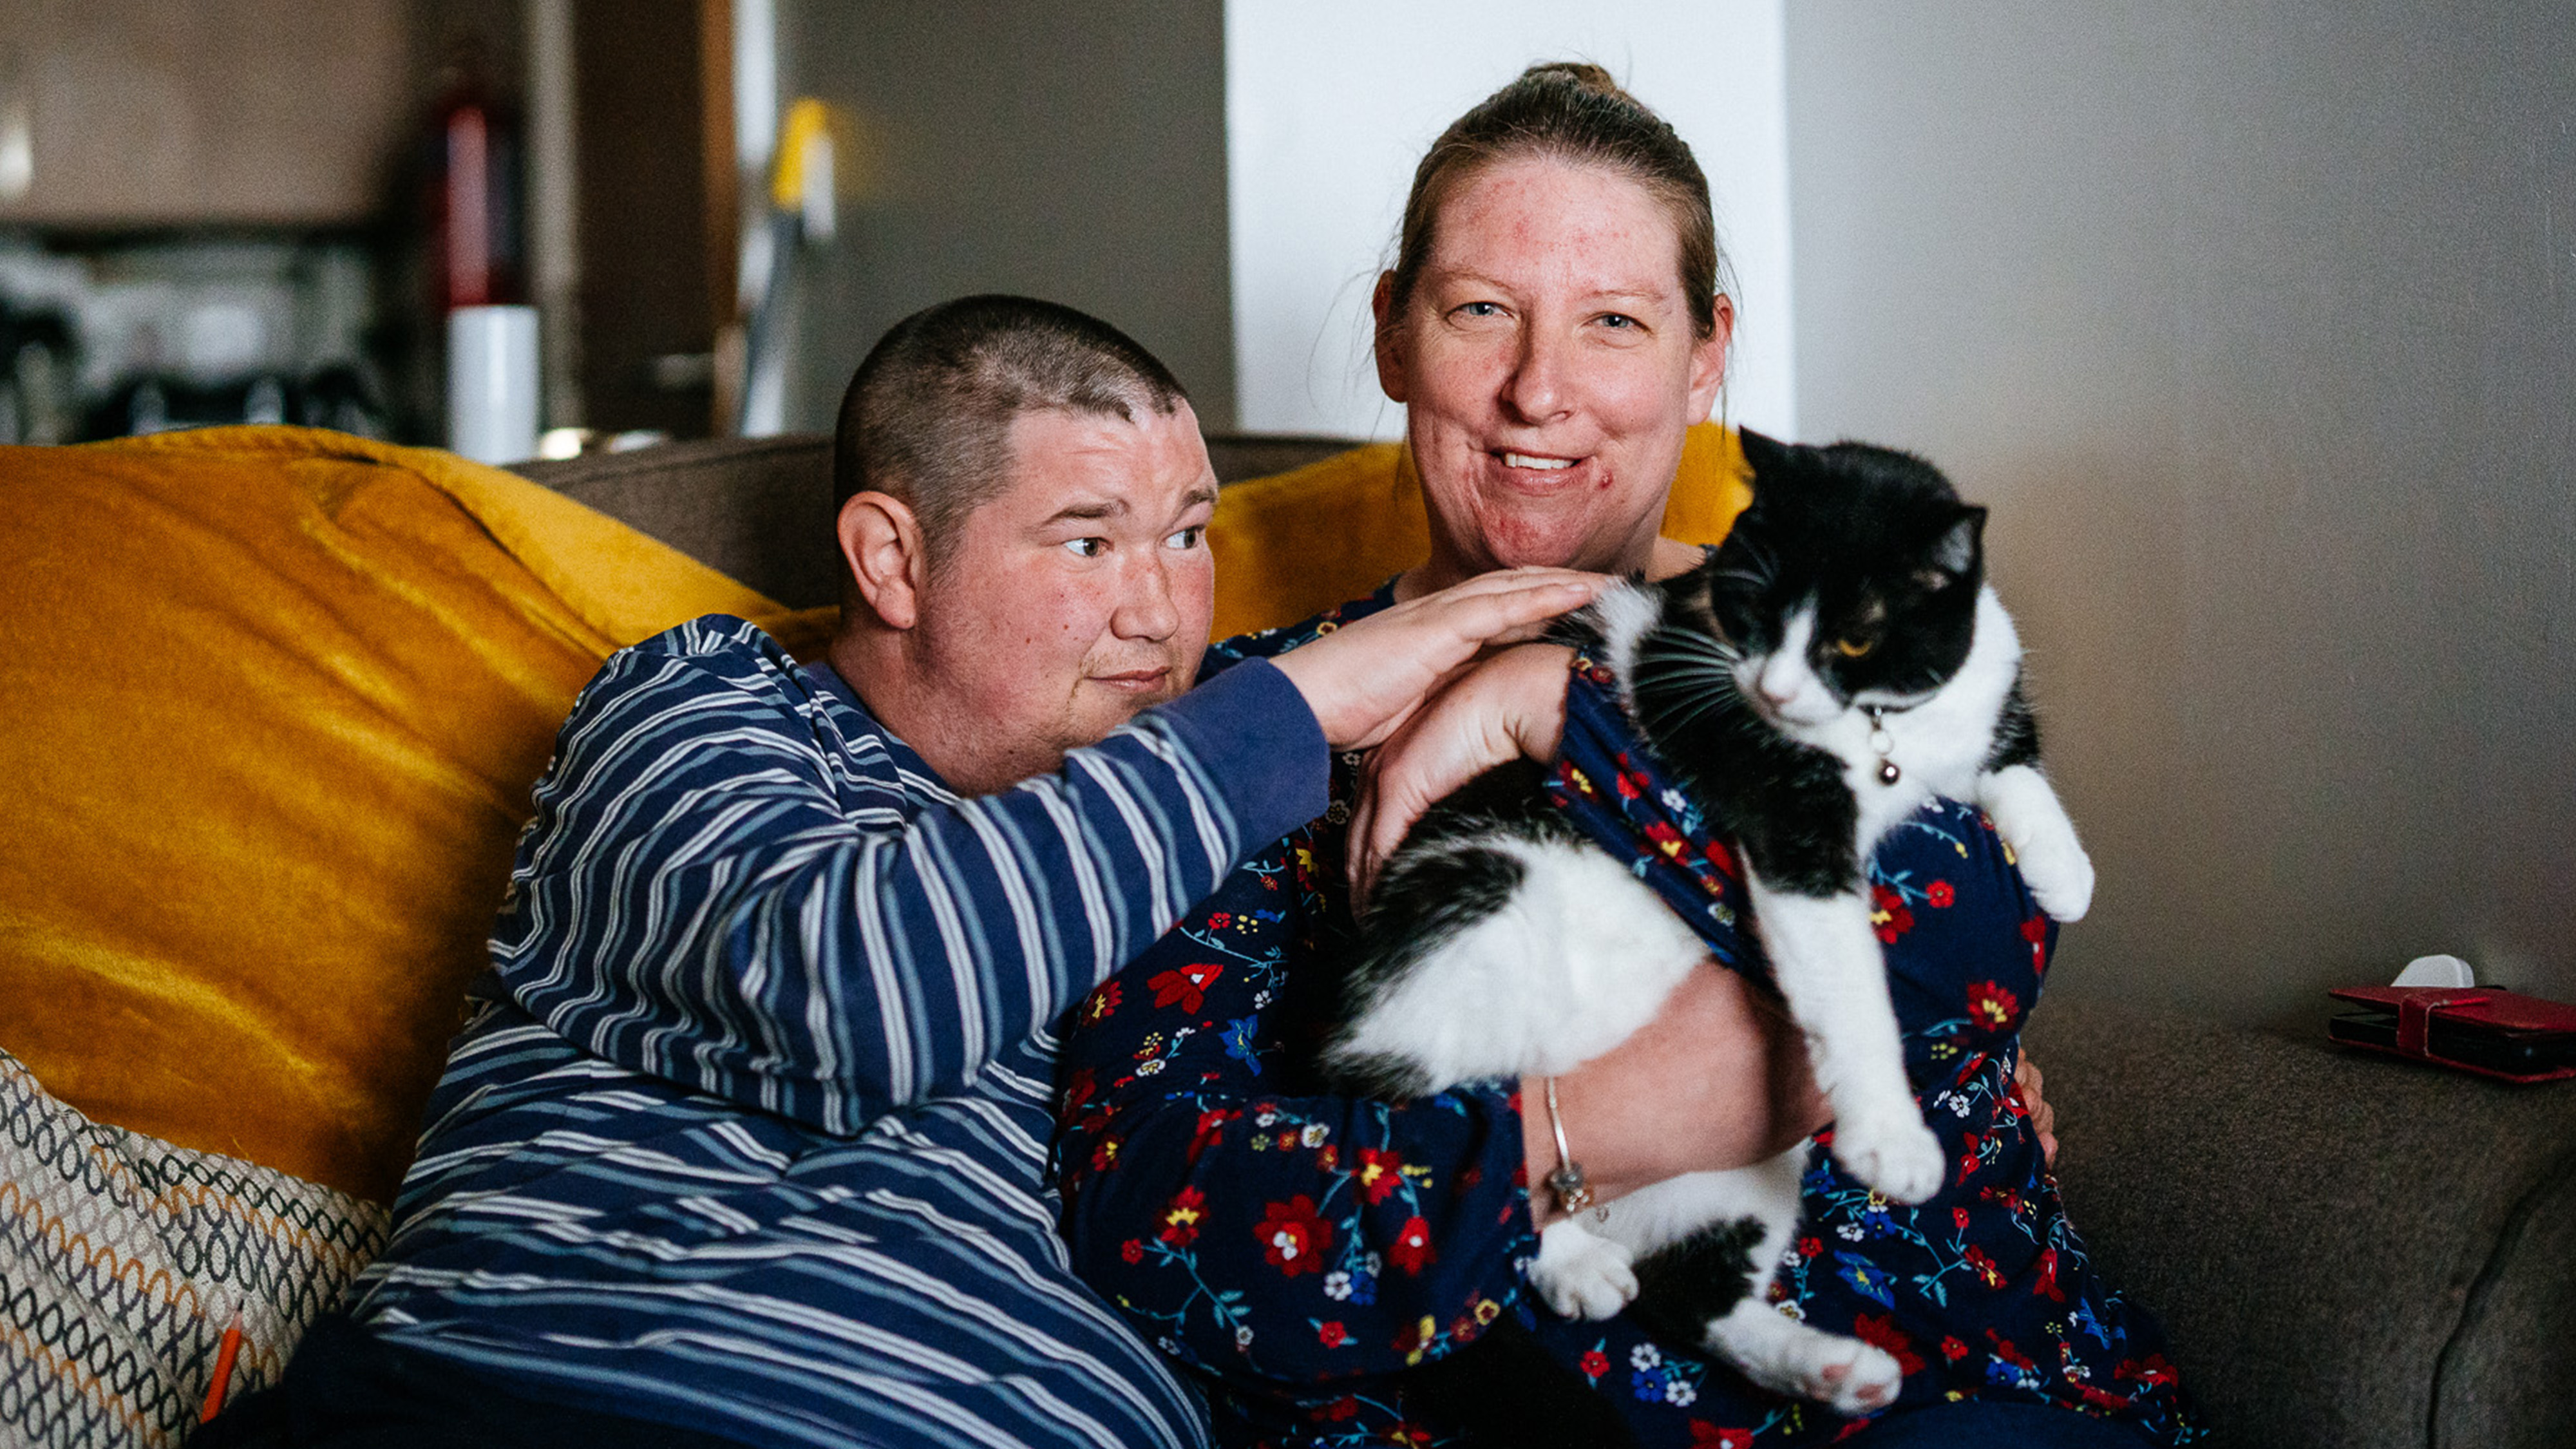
[1834,636,1875,659]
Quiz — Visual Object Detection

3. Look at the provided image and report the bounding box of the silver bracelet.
[1540,1077,1594,1213]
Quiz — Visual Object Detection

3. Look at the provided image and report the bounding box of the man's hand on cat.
[1346,642,1578,905]
[1522,963,1832,1225]
[1271,569,1601,753]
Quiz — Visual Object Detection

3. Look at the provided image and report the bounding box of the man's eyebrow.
[1041,486,1217,527]
[1043,497,1127,524]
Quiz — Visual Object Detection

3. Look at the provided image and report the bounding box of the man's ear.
[837,491,927,630]
[1685,292,1735,421]
[1370,270,1410,404]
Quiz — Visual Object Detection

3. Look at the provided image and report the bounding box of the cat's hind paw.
[1832,1112,1946,1205]
[1766,1332,1905,1415]
[1707,1302,1906,1415]
[1530,1219,1638,1321]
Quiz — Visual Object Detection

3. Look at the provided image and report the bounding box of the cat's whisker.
[1633,660,1745,700]
[1642,638,1741,665]
[1634,663,1739,693]
[1633,636,1742,675]
[1649,623,1741,656]
[1639,679,1753,738]
[1637,679,1745,721]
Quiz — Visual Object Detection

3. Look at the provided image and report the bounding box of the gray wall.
[1786,3,2575,1025]
[777,1,1234,430]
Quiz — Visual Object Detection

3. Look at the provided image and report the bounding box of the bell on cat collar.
[1863,705,1900,784]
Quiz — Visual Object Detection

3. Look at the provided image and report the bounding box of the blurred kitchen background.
[0,1,1789,460]
[0,0,748,455]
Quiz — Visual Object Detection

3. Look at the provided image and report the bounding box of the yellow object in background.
[1209,419,1753,639]
[0,426,821,1202]
[770,97,840,214]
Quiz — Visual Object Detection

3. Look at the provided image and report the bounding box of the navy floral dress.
[1054,588,2202,1448]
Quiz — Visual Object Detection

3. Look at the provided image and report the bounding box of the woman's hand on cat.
[1522,963,1833,1225]
[2016,1054,2059,1168]
[1346,642,1578,905]
[1271,569,1603,752]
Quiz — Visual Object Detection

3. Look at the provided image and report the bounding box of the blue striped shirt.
[343,616,1327,1448]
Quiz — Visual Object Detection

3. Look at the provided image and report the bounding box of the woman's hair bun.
[1517,61,1624,99]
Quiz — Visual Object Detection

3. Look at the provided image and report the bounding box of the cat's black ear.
[1927,506,1986,582]
[1736,428,1789,480]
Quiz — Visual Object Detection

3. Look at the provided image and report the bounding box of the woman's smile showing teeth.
[1484,448,1595,496]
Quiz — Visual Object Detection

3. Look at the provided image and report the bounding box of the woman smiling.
[1055,64,2193,1449]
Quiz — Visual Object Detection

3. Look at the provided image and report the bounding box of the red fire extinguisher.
[428,39,525,312]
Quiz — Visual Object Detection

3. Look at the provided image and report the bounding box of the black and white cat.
[1323,432,2094,1413]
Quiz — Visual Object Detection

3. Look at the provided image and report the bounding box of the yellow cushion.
[0,426,829,1202]
[1209,421,1753,639]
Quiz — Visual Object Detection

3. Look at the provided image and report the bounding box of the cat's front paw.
[1979,764,2094,922]
[1530,1219,1638,1321]
[2015,833,2096,922]
[1832,1112,1946,1205]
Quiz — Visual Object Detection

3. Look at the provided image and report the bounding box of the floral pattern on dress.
[1054,590,2200,1448]
[1544,650,2201,1444]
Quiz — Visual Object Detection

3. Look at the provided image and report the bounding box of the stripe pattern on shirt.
[341,616,1318,1449]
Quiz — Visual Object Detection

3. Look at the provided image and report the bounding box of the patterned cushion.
[0,1046,387,1448]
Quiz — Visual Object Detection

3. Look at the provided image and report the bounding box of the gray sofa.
[516,435,2576,1449]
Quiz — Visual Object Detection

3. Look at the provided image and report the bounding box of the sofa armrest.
[2025,998,2576,1449]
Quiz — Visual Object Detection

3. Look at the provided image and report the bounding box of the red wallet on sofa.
[2327,985,2576,1083]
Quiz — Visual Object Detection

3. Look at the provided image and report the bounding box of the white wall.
[1224,0,1792,440]
[1786,1,2576,1023]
